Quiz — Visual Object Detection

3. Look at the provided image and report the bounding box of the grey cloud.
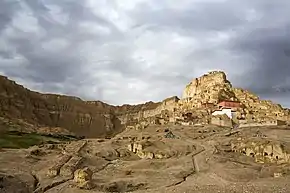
[0,0,116,99]
[0,0,21,31]
[229,21,290,95]
[0,0,290,107]
[132,2,246,32]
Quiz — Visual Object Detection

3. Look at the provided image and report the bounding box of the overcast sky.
[0,0,289,107]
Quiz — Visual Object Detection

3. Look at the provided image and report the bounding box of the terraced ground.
[1,124,290,193]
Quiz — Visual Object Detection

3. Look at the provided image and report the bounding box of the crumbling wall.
[211,114,233,127]
[239,120,286,128]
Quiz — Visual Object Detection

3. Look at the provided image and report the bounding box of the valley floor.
[1,124,290,193]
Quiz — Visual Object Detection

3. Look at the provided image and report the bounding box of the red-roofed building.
[218,101,241,109]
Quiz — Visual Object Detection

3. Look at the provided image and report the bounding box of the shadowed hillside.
[0,75,125,138]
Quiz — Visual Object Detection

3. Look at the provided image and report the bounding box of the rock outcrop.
[182,71,236,103]
[74,167,94,190]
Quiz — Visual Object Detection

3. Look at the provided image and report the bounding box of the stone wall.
[238,120,287,128]
[212,108,235,119]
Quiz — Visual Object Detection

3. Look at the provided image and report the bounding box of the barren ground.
[1,124,290,193]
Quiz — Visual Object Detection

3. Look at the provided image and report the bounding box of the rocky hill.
[180,71,289,123]
[0,71,289,138]
[182,71,236,103]
[117,71,290,129]
[0,75,181,137]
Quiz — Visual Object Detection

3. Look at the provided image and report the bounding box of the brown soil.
[1,124,290,193]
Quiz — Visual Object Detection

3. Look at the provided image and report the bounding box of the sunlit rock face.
[182,71,236,104]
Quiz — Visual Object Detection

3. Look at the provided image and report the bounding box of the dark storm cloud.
[232,26,290,94]
[0,0,21,31]
[227,1,290,98]
[0,0,289,107]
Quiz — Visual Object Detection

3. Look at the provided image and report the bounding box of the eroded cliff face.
[112,96,180,125]
[0,75,123,138]
[0,75,181,137]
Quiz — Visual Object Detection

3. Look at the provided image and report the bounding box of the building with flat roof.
[218,101,241,109]
[212,107,236,119]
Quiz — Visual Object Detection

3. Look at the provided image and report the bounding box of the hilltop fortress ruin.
[121,71,289,130]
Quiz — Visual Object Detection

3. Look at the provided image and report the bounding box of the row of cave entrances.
[239,149,280,160]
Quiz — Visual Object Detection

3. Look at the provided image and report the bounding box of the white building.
[212,107,236,119]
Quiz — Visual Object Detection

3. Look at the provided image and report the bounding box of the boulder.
[73,167,94,190]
